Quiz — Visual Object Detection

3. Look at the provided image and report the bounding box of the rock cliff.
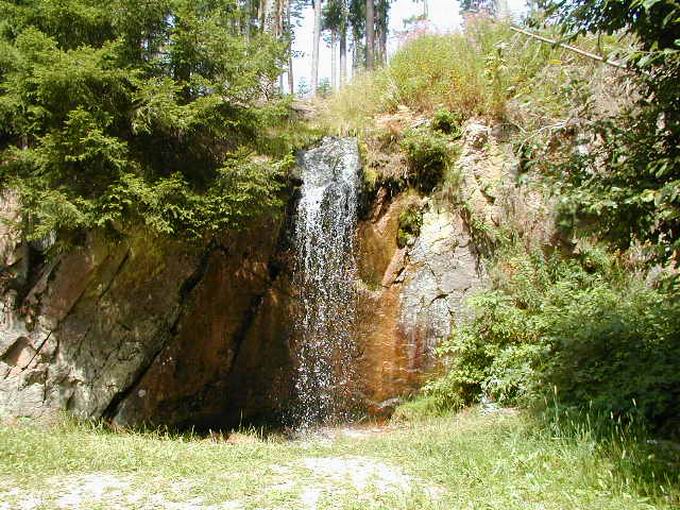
[0,121,526,427]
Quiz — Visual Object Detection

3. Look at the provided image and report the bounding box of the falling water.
[291,137,361,427]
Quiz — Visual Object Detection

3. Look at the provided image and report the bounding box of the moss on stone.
[401,128,450,193]
[397,204,424,248]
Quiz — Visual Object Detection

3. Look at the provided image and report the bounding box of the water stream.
[291,137,361,427]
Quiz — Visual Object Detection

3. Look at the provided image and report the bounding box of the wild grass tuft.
[318,19,628,137]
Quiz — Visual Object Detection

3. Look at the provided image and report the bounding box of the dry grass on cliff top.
[315,19,631,138]
[0,408,677,509]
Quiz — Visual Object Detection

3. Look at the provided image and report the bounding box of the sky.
[290,0,530,93]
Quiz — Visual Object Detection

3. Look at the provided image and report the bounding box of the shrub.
[543,284,680,429]
[430,109,463,137]
[426,244,680,433]
[401,128,450,192]
[396,203,423,248]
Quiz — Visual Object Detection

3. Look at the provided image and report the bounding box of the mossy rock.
[401,128,450,193]
[397,203,424,248]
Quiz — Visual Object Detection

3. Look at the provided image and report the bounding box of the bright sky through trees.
[291,0,529,93]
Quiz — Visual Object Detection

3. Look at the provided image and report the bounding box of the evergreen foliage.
[0,0,293,242]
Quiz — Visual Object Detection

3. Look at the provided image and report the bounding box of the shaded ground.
[0,410,677,509]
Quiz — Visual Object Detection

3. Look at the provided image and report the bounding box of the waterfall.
[291,137,361,426]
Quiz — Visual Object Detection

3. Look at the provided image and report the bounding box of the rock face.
[0,123,523,426]
[356,198,483,411]
[0,230,201,421]
[353,119,545,411]
[0,214,295,427]
[111,224,296,429]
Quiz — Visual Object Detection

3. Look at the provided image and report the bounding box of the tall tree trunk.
[339,28,347,86]
[244,0,252,41]
[331,31,337,90]
[276,0,285,37]
[311,0,323,95]
[379,21,386,64]
[287,0,294,94]
[259,0,266,30]
[275,0,287,93]
[375,23,382,64]
[261,0,277,33]
[365,0,374,69]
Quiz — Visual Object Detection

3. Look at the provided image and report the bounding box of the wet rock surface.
[356,200,483,409]
[0,232,201,422]
[355,120,539,410]
[111,224,295,429]
[0,213,294,427]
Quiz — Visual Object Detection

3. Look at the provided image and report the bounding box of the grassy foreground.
[1,409,677,510]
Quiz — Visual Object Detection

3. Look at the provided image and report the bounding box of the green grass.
[0,408,677,509]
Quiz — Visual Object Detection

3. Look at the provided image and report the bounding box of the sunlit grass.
[0,408,676,509]
[316,19,631,138]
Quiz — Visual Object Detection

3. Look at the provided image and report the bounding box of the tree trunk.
[375,23,382,64]
[339,28,347,86]
[244,0,251,41]
[287,0,294,94]
[259,0,266,30]
[379,20,387,64]
[365,0,374,69]
[331,31,337,90]
[276,0,285,37]
[311,0,323,95]
[261,0,277,33]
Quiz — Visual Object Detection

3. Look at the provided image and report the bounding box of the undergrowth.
[422,243,680,434]
[318,18,628,209]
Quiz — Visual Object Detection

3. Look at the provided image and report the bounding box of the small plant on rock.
[401,128,450,192]
[397,203,424,248]
[431,108,463,138]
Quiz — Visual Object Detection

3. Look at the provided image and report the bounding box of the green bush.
[430,108,463,137]
[543,283,680,428]
[425,245,680,433]
[396,203,423,248]
[401,128,450,192]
